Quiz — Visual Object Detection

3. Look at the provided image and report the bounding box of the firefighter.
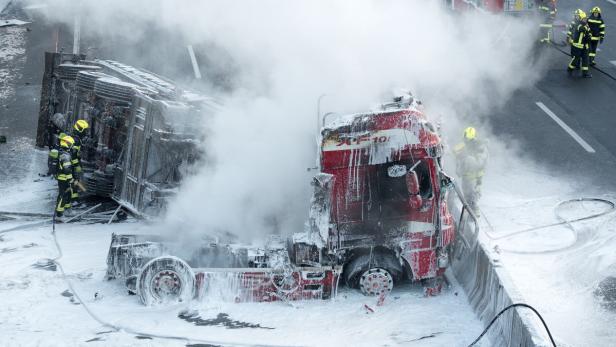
[567,9,582,48]
[588,7,606,66]
[47,132,65,176]
[69,119,89,204]
[568,11,592,78]
[537,0,557,43]
[46,113,68,176]
[53,136,75,220]
[454,127,488,216]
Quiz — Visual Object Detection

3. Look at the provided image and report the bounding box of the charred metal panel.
[105,233,165,280]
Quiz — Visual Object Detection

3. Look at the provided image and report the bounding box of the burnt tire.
[344,252,403,296]
[137,256,195,306]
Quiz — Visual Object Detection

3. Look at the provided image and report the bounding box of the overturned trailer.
[106,93,472,305]
[36,52,216,215]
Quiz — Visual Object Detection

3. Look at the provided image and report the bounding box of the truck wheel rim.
[152,270,182,300]
[359,268,393,296]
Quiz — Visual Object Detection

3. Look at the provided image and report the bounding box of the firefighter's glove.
[600,38,604,44]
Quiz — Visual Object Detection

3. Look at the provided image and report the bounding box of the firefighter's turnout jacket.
[55,150,73,183]
[53,149,74,216]
[68,128,88,202]
[454,139,488,213]
[454,140,488,180]
[588,14,606,41]
[47,132,66,176]
[568,22,592,74]
[69,130,83,178]
[588,13,606,64]
[538,1,557,42]
[571,23,592,50]
[567,19,579,44]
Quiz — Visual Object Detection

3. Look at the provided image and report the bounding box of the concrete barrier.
[449,187,552,346]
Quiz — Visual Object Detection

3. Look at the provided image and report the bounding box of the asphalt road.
[489,0,616,193]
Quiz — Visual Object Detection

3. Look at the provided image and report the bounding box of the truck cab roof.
[320,98,442,169]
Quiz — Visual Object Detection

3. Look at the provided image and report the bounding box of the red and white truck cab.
[305,93,457,296]
[106,94,462,304]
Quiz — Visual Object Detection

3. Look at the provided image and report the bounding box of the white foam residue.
[476,149,616,347]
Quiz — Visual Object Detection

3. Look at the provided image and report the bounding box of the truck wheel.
[138,256,195,305]
[344,253,401,296]
[359,268,394,296]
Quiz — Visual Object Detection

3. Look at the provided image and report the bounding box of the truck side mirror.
[406,171,423,209]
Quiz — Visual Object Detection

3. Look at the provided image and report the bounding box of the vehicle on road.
[106,93,469,305]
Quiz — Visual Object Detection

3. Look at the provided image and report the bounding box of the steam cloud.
[30,0,545,244]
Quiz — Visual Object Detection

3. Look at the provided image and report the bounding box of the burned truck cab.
[105,93,459,305]
[303,95,456,296]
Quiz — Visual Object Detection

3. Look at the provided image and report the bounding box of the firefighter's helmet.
[74,119,89,132]
[464,127,477,141]
[591,7,601,14]
[579,10,587,20]
[60,135,75,148]
[573,9,582,19]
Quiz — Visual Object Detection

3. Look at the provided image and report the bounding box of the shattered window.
[378,161,432,202]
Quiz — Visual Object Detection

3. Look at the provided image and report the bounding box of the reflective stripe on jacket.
[454,141,488,179]
[55,151,73,181]
[588,16,606,40]
[571,24,591,49]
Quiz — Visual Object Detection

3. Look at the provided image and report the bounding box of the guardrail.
[448,183,552,346]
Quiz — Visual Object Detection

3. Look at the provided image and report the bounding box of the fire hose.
[550,44,616,82]
[467,303,557,347]
[480,198,615,254]
[0,204,102,235]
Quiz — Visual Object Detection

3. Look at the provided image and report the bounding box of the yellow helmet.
[74,119,89,132]
[573,9,580,19]
[60,135,75,148]
[464,127,477,141]
[591,7,601,14]
[579,10,587,20]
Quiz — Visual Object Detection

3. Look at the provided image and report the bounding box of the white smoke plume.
[29,0,545,244]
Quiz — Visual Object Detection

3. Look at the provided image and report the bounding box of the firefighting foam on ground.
[1,0,616,346]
